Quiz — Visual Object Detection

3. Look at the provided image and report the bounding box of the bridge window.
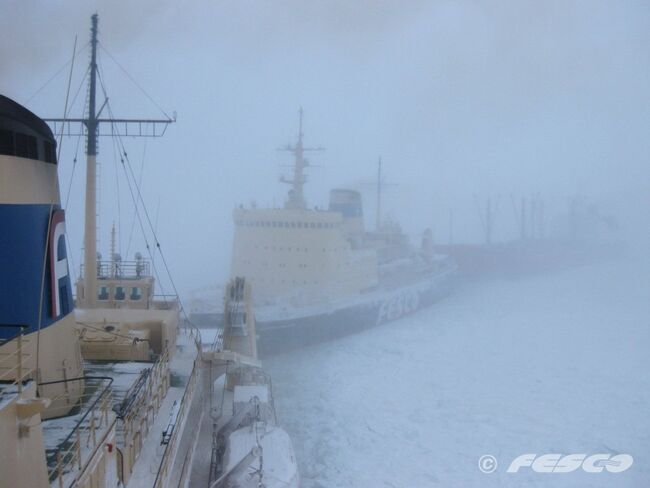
[0,129,57,163]
[130,287,142,300]
[15,133,38,159]
[114,286,126,300]
[43,141,56,163]
[0,129,15,156]
[98,286,109,300]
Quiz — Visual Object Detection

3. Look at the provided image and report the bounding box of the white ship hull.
[192,264,457,354]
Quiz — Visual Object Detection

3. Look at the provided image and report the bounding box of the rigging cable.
[58,36,83,283]
[24,41,90,104]
[110,125,123,256]
[106,98,202,338]
[36,37,79,374]
[93,68,170,307]
[94,52,202,343]
[98,42,172,120]
[125,139,147,259]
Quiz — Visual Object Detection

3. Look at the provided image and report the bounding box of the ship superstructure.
[197,110,457,352]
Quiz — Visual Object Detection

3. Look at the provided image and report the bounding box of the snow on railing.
[152,352,200,488]
[43,376,114,488]
[116,348,170,446]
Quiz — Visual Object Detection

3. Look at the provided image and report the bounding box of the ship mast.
[45,14,174,307]
[84,13,99,307]
[376,157,382,232]
[280,108,323,209]
[371,157,396,232]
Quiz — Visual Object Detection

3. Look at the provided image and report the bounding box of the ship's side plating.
[0,95,83,417]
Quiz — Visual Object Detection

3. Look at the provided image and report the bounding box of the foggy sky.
[2,0,649,296]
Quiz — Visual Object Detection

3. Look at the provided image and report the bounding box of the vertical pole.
[530,195,536,240]
[486,197,492,245]
[57,451,64,488]
[110,222,116,278]
[246,282,258,360]
[539,198,544,239]
[77,430,82,469]
[376,157,382,232]
[83,14,99,307]
[17,334,23,394]
[293,107,305,209]
[521,196,527,241]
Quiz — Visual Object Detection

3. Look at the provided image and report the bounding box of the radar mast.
[45,14,174,307]
[279,108,323,209]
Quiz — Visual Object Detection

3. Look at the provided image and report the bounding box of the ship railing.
[152,294,180,310]
[114,347,170,448]
[152,350,200,488]
[42,376,115,488]
[0,324,32,395]
[81,260,151,280]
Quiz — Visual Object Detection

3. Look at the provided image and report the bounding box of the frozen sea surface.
[264,258,650,487]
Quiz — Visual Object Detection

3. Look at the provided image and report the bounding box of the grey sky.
[2,0,648,295]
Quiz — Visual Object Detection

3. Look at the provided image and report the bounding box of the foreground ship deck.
[1,13,298,486]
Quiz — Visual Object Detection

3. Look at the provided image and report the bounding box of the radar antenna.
[279,107,324,209]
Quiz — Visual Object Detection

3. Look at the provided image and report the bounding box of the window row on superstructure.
[97,285,143,301]
[0,128,57,163]
[235,220,340,229]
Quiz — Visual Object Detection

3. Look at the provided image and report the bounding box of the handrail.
[43,376,115,487]
[0,323,28,346]
[81,260,151,280]
[114,348,169,420]
[152,346,200,488]
[40,376,113,438]
[0,324,30,393]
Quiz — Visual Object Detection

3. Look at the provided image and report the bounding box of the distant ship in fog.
[191,109,456,353]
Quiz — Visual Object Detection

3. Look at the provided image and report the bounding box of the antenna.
[44,14,175,307]
[474,194,500,245]
[362,157,397,231]
[278,107,324,210]
[376,157,381,232]
[511,194,544,241]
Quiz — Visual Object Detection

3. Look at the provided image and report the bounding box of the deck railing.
[0,324,31,393]
[43,376,115,488]
[153,348,200,488]
[81,259,151,280]
[116,348,170,443]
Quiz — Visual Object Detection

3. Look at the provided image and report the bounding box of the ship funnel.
[329,189,364,248]
[0,95,83,417]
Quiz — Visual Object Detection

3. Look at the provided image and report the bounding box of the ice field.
[263,257,650,487]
